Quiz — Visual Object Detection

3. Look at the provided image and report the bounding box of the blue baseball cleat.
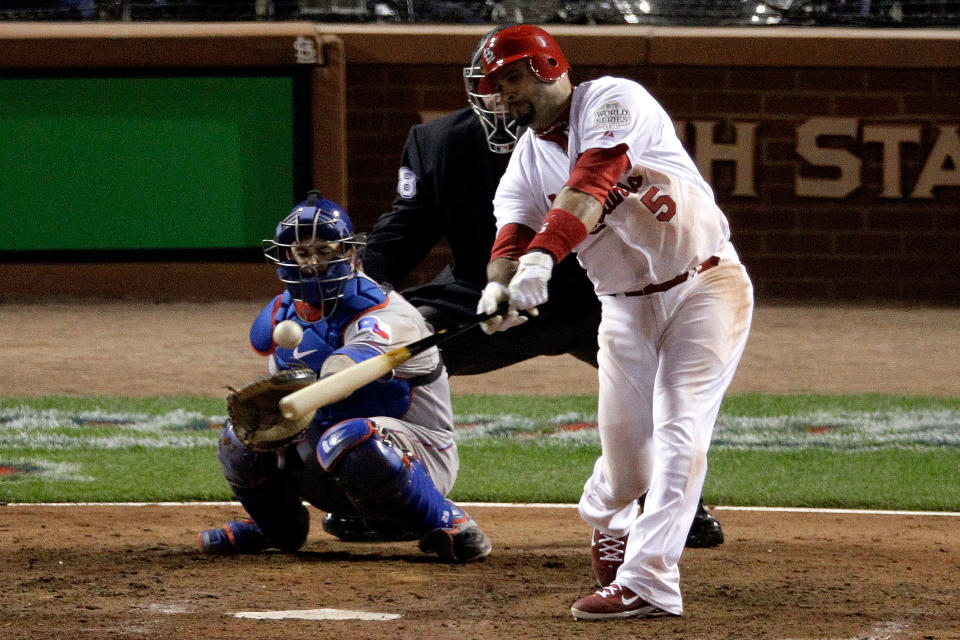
[418,505,492,564]
[198,519,270,554]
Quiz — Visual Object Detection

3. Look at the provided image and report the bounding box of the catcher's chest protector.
[251,276,388,369]
[249,276,412,424]
[273,325,335,373]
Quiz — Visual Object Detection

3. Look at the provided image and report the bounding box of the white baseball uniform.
[493,76,754,614]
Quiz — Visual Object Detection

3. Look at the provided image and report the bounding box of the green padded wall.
[0,75,295,251]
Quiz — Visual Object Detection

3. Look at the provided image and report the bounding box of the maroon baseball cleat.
[590,528,628,587]
[571,582,675,621]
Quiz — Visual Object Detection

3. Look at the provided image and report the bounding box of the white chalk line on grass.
[4,501,958,517]
[711,505,960,517]
[4,406,960,450]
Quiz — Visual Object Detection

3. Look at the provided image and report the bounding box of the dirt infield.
[2,301,959,397]
[2,504,958,640]
[1,301,959,639]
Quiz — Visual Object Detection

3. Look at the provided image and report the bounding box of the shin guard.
[317,418,456,533]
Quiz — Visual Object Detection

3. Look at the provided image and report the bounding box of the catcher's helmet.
[478,24,570,88]
[464,27,521,154]
[262,191,363,307]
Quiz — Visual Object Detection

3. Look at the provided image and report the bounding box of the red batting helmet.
[479,25,570,90]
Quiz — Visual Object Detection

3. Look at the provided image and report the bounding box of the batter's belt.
[611,255,720,298]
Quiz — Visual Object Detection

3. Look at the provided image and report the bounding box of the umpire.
[323,37,723,549]
[362,106,600,374]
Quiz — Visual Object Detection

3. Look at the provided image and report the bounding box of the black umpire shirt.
[363,107,599,315]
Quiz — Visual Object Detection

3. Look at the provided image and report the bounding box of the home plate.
[233,608,402,621]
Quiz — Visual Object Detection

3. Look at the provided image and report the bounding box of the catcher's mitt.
[227,367,318,452]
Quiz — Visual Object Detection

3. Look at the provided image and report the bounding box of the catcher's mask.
[478,24,570,90]
[262,191,364,309]
[464,27,521,154]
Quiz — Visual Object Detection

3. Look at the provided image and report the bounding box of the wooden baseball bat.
[279,303,511,420]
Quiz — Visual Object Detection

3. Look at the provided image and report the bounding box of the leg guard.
[217,424,309,552]
[316,418,455,533]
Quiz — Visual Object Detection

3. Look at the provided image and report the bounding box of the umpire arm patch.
[397,166,417,199]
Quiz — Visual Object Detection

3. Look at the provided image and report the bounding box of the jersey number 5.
[639,186,676,222]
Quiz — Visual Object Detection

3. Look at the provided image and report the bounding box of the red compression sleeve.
[567,144,631,203]
[490,222,536,260]
[526,207,588,263]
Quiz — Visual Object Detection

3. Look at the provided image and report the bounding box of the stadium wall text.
[673,118,960,200]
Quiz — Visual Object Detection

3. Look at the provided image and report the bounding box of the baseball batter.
[198,191,491,564]
[475,26,754,620]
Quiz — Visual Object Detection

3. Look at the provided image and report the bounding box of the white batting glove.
[477,282,530,334]
[508,251,554,311]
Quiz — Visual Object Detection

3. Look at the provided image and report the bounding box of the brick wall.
[338,27,960,303]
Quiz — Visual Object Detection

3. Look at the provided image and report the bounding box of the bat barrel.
[279,387,328,420]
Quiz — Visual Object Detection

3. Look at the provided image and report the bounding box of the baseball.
[273,320,304,349]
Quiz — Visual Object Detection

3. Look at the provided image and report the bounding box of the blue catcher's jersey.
[250,274,416,424]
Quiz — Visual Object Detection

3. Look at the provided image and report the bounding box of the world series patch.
[593,101,631,131]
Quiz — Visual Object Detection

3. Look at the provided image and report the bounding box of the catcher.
[198,191,492,564]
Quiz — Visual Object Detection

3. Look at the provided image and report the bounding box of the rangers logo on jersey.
[357,316,391,342]
[593,101,630,131]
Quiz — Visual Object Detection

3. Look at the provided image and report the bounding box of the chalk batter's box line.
[4,501,959,518]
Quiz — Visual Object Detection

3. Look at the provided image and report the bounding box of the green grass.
[719,392,960,415]
[705,448,959,510]
[453,394,599,418]
[453,440,597,503]
[0,394,226,415]
[0,448,227,503]
[450,443,960,511]
[455,392,960,418]
[2,393,958,510]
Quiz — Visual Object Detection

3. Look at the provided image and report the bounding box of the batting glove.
[508,251,553,311]
[477,282,530,334]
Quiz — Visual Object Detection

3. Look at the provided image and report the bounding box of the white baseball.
[273,320,304,349]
